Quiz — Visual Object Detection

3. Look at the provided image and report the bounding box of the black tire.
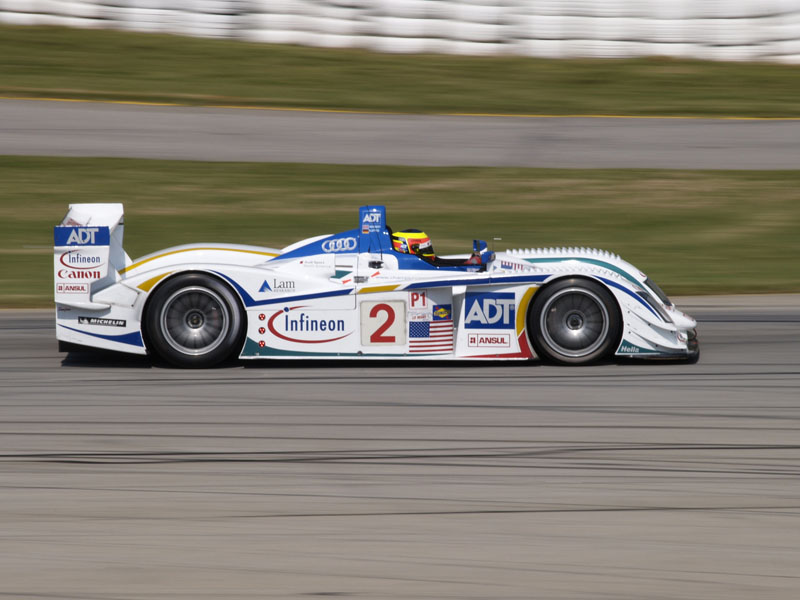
[528,278,621,365]
[145,273,245,368]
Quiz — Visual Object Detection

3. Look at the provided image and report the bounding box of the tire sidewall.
[528,278,621,365]
[145,273,245,368]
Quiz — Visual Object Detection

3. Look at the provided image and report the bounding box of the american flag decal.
[409,320,454,353]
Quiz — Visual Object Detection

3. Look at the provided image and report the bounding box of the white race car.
[54,204,698,367]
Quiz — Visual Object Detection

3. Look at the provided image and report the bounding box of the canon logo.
[58,269,101,280]
[321,237,357,253]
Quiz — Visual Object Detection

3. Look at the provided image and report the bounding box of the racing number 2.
[360,300,406,347]
[369,303,395,343]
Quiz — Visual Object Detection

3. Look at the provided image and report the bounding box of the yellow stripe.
[206,104,394,115]
[443,112,800,121]
[357,284,401,294]
[0,95,180,107]
[120,247,278,275]
[516,286,539,336]
[137,272,172,292]
[3,96,800,121]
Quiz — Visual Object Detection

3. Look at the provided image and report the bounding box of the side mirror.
[472,239,494,265]
[473,239,488,253]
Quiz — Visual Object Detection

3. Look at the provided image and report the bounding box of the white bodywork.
[54,204,698,362]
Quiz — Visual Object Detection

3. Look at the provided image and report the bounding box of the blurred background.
[2,0,800,62]
[1,5,800,600]
[0,1,798,306]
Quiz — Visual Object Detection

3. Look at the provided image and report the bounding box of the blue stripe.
[525,257,641,287]
[59,324,144,347]
[404,274,549,290]
[598,277,661,321]
[213,271,353,307]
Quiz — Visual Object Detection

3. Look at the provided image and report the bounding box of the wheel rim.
[159,287,230,356]
[539,287,610,358]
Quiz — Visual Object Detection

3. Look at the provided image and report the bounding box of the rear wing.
[54,204,130,309]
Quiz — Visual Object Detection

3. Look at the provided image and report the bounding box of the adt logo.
[464,292,515,330]
[361,211,383,233]
[54,226,110,247]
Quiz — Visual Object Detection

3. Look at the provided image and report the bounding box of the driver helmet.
[391,229,435,260]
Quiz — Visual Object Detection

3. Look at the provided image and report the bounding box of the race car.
[54,204,698,367]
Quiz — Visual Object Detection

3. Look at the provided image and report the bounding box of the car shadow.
[61,350,154,369]
[60,349,668,370]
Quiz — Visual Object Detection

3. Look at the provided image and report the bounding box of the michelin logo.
[464,292,515,330]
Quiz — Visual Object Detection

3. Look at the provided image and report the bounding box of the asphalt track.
[1,295,799,599]
[2,98,800,168]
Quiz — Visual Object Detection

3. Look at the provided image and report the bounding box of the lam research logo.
[321,237,358,253]
[464,292,515,330]
[259,279,295,293]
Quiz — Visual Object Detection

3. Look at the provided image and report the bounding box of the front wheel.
[528,278,621,365]
[145,273,245,368]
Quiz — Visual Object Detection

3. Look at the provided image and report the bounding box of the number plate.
[360,301,407,346]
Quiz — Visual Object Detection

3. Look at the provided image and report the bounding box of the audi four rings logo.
[321,237,357,253]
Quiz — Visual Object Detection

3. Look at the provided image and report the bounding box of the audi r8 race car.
[54,204,698,367]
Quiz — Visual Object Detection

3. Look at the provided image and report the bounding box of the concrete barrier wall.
[2,0,799,63]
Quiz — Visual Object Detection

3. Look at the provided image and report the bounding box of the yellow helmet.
[391,229,435,260]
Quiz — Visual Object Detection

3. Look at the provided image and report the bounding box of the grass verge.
[1,157,798,307]
[1,25,800,117]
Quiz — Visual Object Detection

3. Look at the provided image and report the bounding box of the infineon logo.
[464,292,516,330]
[59,250,105,270]
[267,306,352,344]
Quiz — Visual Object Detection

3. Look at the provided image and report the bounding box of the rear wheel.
[528,278,621,365]
[145,273,245,368]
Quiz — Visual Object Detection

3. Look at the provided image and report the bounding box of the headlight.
[644,277,672,307]
[637,290,674,323]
